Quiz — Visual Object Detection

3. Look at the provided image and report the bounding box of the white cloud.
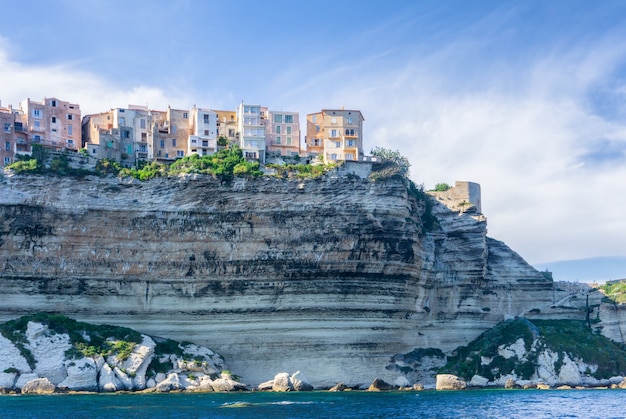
[0,38,191,114]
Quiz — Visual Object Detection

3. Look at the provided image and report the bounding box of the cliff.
[0,170,610,387]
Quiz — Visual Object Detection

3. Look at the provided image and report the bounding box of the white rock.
[498,338,527,360]
[609,376,624,385]
[58,357,98,391]
[107,335,155,390]
[26,322,72,385]
[155,372,166,383]
[469,375,489,387]
[0,334,31,373]
[15,373,39,389]
[291,371,314,391]
[113,367,133,390]
[558,354,581,385]
[0,372,17,389]
[210,376,247,391]
[536,349,559,385]
[436,374,466,390]
[272,372,292,391]
[155,373,184,392]
[146,378,156,388]
[257,379,274,391]
[98,364,121,392]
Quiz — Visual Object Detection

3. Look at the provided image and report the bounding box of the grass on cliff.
[440,318,626,381]
[597,280,626,304]
[0,313,143,367]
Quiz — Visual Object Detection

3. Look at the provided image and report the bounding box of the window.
[172,138,176,146]
[183,112,188,119]
[3,123,10,133]
[347,140,355,147]
[312,115,316,123]
[51,117,57,124]
[331,117,337,124]
[67,114,73,120]
[141,132,147,141]
[50,100,57,107]
[313,139,321,146]
[350,129,355,136]
[245,151,257,158]
[33,109,42,118]
[34,120,41,130]
[285,126,291,135]
[316,125,320,132]
[335,141,341,148]
[119,117,125,126]
[285,114,293,123]
[347,117,352,124]
[5,141,10,151]
[33,135,41,141]
[286,136,292,145]
[273,114,283,123]
[203,114,209,123]
[276,136,281,145]
[171,125,177,134]
[68,139,74,145]
[3,157,11,165]
[127,145,133,154]
[331,129,337,137]
[160,139,165,148]
[346,153,354,160]
[122,130,129,139]
[228,129,235,137]
[139,144,147,152]
[330,153,337,160]
[345,129,350,135]
[275,125,281,134]
[140,119,146,129]
[68,125,73,136]
[204,130,209,136]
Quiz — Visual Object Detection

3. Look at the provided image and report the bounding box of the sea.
[0,389,625,419]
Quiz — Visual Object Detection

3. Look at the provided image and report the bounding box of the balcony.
[29,125,45,132]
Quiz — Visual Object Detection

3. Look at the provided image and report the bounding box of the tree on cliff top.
[369,147,411,180]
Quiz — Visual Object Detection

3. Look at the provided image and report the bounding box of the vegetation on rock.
[0,313,142,367]
[598,280,626,304]
[368,147,411,181]
[440,318,626,381]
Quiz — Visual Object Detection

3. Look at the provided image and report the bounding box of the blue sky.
[2,0,626,282]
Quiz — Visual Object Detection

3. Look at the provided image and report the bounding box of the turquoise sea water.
[1,389,625,419]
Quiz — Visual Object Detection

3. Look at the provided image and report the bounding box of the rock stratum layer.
[0,171,611,387]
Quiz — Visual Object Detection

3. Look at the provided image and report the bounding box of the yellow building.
[305,109,364,162]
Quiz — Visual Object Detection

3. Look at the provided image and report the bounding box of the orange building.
[305,109,364,162]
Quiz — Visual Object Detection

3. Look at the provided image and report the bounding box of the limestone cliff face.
[0,171,592,386]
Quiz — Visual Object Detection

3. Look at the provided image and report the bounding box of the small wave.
[220,401,256,408]
[271,401,315,405]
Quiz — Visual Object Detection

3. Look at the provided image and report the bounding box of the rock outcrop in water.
[0,314,244,393]
[0,166,618,387]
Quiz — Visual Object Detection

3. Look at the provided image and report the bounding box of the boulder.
[58,357,98,391]
[15,373,39,390]
[619,378,626,389]
[413,383,424,391]
[469,375,489,387]
[155,373,184,392]
[257,380,274,391]
[367,378,394,391]
[210,376,247,392]
[504,378,516,389]
[436,374,466,390]
[272,372,292,392]
[329,382,347,392]
[21,377,55,394]
[187,376,214,392]
[98,364,121,392]
[290,371,313,391]
[537,383,551,390]
[107,335,155,390]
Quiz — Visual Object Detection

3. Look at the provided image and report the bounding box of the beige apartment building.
[214,110,238,146]
[19,97,81,152]
[305,109,364,162]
